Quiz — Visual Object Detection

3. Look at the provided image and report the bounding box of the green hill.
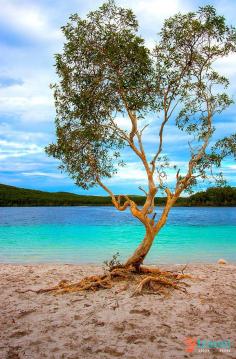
[187,186,236,206]
[0,183,111,206]
[0,183,235,207]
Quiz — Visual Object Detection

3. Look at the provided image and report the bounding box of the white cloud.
[0,1,62,42]
[227,164,236,170]
[114,116,131,131]
[0,123,50,142]
[213,53,236,94]
[0,139,41,150]
[0,96,52,110]
[0,69,55,124]
[144,123,191,146]
[120,0,188,27]
[22,171,65,179]
[107,161,181,187]
[214,53,236,77]
[111,162,147,184]
[132,0,182,16]
[0,139,43,160]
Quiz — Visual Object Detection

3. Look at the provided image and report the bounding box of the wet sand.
[0,263,235,358]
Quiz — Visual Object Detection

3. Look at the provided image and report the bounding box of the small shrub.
[103,252,121,271]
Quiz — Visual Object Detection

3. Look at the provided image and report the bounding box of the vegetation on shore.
[0,183,235,207]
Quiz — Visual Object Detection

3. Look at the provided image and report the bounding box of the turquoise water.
[0,207,235,264]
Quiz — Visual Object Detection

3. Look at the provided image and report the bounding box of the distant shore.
[0,263,235,358]
[1,183,236,206]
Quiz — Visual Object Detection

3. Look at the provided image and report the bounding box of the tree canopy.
[46,1,236,196]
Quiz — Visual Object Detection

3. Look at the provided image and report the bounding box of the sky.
[0,0,235,195]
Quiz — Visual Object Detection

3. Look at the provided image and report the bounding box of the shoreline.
[0,263,235,358]
[1,260,236,266]
[1,205,236,207]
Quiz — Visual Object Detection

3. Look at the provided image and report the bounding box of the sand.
[0,263,235,359]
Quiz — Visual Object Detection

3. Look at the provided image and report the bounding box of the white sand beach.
[0,263,235,359]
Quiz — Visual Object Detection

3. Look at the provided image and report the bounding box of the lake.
[0,206,235,264]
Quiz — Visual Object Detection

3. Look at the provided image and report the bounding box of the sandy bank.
[0,263,235,358]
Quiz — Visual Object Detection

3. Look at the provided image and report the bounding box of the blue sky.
[0,0,235,195]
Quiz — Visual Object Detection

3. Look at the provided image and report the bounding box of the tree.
[46,1,236,273]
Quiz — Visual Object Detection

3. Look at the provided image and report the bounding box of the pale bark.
[125,197,174,268]
[125,226,155,268]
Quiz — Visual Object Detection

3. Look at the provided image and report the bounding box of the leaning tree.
[46,1,236,292]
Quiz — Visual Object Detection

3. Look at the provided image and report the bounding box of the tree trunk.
[124,202,172,269]
[125,227,156,269]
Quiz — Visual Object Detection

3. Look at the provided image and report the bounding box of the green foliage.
[154,5,236,189]
[46,0,154,189]
[212,134,236,160]
[0,183,111,206]
[46,1,236,195]
[188,186,236,206]
[103,252,121,271]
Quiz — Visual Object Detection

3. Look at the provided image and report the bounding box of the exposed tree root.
[31,265,193,296]
[132,275,189,297]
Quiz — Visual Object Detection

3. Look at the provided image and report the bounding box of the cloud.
[107,161,181,187]
[0,139,43,160]
[227,164,236,170]
[213,53,236,95]
[109,162,147,184]
[0,95,54,123]
[120,0,189,33]
[0,76,23,88]
[0,139,41,150]
[22,171,65,179]
[0,1,62,43]
[0,123,51,141]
